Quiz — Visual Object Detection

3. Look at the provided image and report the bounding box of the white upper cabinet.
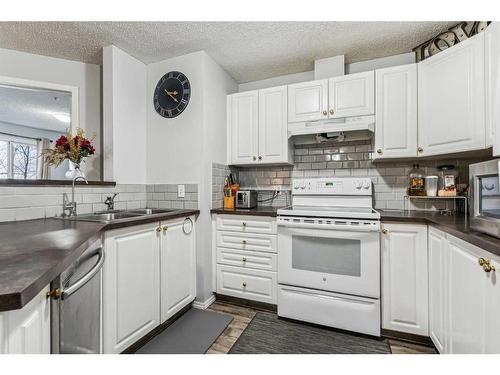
[258,86,289,164]
[418,32,485,157]
[287,79,328,123]
[329,71,375,118]
[428,227,447,354]
[374,64,418,159]
[381,223,429,336]
[227,91,259,165]
[228,86,290,166]
[160,217,196,323]
[485,22,500,155]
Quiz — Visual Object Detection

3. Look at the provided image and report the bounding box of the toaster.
[236,190,258,209]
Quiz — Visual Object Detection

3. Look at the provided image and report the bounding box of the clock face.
[153,71,191,118]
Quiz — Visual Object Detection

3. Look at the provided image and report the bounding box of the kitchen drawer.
[216,264,277,304]
[216,215,277,234]
[216,231,277,253]
[217,247,277,271]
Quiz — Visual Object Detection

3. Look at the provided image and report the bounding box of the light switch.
[177,184,185,198]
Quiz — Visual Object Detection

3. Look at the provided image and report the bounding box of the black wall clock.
[153,71,191,118]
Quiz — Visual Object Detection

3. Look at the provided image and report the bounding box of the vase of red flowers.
[44,128,95,179]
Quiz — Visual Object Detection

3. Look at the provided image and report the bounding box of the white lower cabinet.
[0,286,50,354]
[214,215,277,305]
[428,227,447,353]
[103,223,161,354]
[103,216,196,353]
[381,223,429,336]
[428,228,500,353]
[160,217,196,323]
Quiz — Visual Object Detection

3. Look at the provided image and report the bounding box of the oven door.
[277,217,380,298]
[470,159,500,238]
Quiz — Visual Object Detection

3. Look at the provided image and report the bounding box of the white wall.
[103,46,147,184]
[0,47,101,180]
[146,51,205,184]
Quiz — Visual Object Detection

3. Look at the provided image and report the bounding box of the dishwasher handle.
[61,248,104,300]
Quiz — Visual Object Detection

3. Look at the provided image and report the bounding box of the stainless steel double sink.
[64,208,179,224]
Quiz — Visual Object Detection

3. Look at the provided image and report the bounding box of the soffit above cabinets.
[0,21,456,82]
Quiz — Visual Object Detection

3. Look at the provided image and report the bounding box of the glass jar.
[408,163,426,196]
[437,165,458,196]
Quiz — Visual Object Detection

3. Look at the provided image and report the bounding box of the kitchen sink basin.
[66,212,144,223]
[126,208,177,215]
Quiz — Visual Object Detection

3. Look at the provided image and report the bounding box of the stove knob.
[362,181,371,189]
[355,181,362,189]
[300,182,306,190]
[293,183,300,190]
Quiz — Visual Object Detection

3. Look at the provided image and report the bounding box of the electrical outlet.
[177,184,185,198]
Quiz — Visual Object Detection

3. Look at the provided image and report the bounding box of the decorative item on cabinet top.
[413,21,490,62]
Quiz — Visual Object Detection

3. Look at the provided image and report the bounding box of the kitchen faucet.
[62,175,88,217]
[104,193,119,211]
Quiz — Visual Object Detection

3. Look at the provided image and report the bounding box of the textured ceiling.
[0,85,70,132]
[0,22,457,82]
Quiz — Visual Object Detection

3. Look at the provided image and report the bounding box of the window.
[0,134,39,179]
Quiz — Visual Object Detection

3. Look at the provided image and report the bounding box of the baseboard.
[381,328,435,347]
[192,294,216,310]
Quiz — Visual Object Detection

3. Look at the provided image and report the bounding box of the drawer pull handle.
[242,222,247,227]
[242,240,247,245]
[242,282,247,287]
[242,257,247,262]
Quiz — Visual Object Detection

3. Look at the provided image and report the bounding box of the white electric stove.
[277,177,381,337]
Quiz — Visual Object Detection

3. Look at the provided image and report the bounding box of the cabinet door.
[160,216,196,322]
[227,91,259,164]
[287,79,328,123]
[0,286,50,354]
[103,223,160,354]
[485,253,500,353]
[447,235,486,354]
[329,71,374,118]
[428,227,447,353]
[374,64,418,159]
[485,22,500,155]
[258,85,289,164]
[381,223,429,336]
[418,32,485,157]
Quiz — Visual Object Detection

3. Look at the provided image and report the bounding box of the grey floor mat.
[229,312,391,354]
[136,308,232,354]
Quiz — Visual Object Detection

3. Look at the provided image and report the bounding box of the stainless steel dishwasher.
[48,239,104,354]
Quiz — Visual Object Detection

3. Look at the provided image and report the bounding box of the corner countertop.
[210,206,283,217]
[379,210,500,258]
[0,209,199,312]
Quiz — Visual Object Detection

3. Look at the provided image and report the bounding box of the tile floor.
[206,300,437,354]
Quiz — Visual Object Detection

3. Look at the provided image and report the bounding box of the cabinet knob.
[242,222,247,227]
[253,156,257,161]
[479,258,496,273]
[156,226,162,233]
[382,229,388,234]
[242,257,247,262]
[329,109,334,115]
[242,282,247,287]
[242,240,247,245]
[376,149,382,154]
[162,225,168,232]
[322,110,328,116]
[46,288,61,300]
[258,156,262,160]
[418,147,423,153]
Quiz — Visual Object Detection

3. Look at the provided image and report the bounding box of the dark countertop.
[0,209,199,312]
[379,210,500,257]
[210,206,282,217]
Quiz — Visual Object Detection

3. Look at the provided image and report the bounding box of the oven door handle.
[277,220,380,232]
[61,248,104,300]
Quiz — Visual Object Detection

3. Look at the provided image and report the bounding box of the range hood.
[288,115,375,138]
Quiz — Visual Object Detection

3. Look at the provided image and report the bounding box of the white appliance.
[277,177,381,336]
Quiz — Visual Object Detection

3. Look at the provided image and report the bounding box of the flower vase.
[65,161,85,180]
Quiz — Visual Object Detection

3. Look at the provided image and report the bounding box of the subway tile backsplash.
[0,183,199,223]
[218,139,489,211]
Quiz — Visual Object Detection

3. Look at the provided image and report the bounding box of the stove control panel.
[292,177,373,195]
